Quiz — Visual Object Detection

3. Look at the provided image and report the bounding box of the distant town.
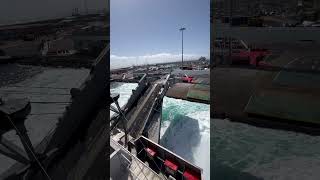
[213,0,320,27]
[0,10,108,68]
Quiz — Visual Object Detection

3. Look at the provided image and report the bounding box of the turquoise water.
[160,97,210,179]
[110,82,138,117]
[213,119,320,180]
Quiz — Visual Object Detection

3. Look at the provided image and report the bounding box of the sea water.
[160,97,210,179]
[213,119,320,180]
[110,82,138,117]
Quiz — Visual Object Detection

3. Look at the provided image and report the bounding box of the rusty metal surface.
[245,54,320,122]
[212,68,258,118]
[213,43,320,124]
[166,83,193,99]
[193,77,210,85]
[245,89,320,123]
[187,84,210,103]
[166,83,209,104]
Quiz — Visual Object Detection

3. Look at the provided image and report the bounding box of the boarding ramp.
[110,74,148,130]
[112,74,171,144]
[127,75,170,141]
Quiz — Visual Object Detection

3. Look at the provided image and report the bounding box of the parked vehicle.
[213,37,271,67]
[182,74,193,83]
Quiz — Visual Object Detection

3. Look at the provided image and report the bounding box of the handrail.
[110,139,163,179]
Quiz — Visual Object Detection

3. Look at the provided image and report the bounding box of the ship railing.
[110,138,163,180]
[134,136,203,180]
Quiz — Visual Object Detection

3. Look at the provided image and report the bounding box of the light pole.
[179,27,186,69]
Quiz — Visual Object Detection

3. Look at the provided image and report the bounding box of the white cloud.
[110,53,208,69]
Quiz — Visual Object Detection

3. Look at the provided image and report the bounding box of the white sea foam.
[214,118,320,179]
[110,82,138,117]
[160,97,210,179]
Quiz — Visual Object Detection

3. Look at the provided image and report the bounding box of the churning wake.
[110,82,138,118]
[160,97,210,179]
[213,118,320,180]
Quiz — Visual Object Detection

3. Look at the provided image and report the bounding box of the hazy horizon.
[111,0,210,66]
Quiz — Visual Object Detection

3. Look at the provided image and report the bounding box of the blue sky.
[111,0,210,68]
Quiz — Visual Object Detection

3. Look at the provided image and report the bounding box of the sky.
[111,0,210,68]
[0,0,107,25]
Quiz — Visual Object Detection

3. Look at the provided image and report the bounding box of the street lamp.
[179,27,186,69]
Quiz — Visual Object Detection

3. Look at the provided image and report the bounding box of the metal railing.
[110,139,163,180]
